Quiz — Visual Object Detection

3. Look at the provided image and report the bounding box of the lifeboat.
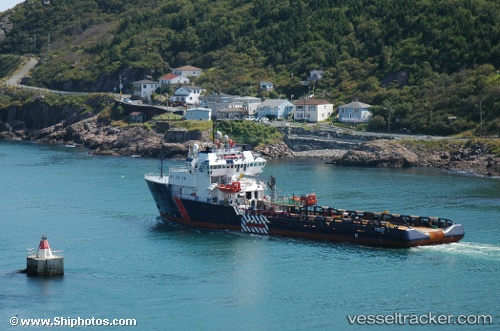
[218,181,241,193]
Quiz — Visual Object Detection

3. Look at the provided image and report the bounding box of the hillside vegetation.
[0,0,499,136]
[0,54,24,80]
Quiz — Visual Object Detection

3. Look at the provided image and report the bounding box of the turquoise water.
[1,141,499,330]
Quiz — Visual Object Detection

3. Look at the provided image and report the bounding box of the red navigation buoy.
[26,235,64,276]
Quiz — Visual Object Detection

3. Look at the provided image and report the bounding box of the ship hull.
[146,178,464,248]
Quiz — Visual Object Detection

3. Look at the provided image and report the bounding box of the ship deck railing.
[145,173,169,183]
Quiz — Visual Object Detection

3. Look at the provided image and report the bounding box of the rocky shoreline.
[255,139,500,177]
[1,115,499,178]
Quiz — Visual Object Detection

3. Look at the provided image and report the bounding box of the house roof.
[183,86,204,92]
[218,107,245,113]
[233,96,261,101]
[161,73,179,80]
[173,65,202,71]
[129,112,144,116]
[260,81,273,85]
[259,99,291,107]
[132,80,158,85]
[339,101,371,109]
[174,86,204,95]
[202,92,234,98]
[187,108,211,112]
[293,99,332,106]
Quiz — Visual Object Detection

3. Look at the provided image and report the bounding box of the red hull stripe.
[173,197,191,221]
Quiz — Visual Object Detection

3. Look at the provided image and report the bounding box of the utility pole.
[480,100,483,131]
[119,75,123,99]
[384,106,392,132]
[47,31,51,57]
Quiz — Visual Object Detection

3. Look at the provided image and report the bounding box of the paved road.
[5,57,38,85]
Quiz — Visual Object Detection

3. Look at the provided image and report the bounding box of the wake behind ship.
[145,133,464,248]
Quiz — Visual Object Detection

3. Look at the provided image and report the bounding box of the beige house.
[172,66,203,78]
[293,99,334,122]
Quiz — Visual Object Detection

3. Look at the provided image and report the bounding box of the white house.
[131,80,159,99]
[257,99,293,120]
[232,96,261,116]
[172,65,203,78]
[308,70,324,81]
[170,86,205,106]
[337,100,372,123]
[200,93,262,117]
[159,73,190,88]
[259,81,274,92]
[185,107,212,121]
[293,99,333,123]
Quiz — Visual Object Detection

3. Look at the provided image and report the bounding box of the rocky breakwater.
[254,143,295,158]
[27,117,212,158]
[327,139,500,177]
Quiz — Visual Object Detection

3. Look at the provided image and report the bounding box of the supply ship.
[145,132,464,248]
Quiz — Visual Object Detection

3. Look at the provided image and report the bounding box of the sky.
[0,0,25,13]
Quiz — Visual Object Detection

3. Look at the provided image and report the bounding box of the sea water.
[0,141,499,330]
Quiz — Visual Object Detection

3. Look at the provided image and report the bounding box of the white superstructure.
[145,133,269,210]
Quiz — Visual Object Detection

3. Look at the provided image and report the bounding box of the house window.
[143,85,146,88]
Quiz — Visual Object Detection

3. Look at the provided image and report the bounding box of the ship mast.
[212,116,217,146]
[159,145,164,178]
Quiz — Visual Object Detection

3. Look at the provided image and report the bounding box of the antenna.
[159,145,164,178]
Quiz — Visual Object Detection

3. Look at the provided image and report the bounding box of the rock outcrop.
[330,140,420,168]
[326,139,500,177]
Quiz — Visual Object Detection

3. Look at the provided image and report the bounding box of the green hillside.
[0,55,24,80]
[0,0,499,135]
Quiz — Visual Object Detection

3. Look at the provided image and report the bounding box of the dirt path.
[5,57,38,85]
